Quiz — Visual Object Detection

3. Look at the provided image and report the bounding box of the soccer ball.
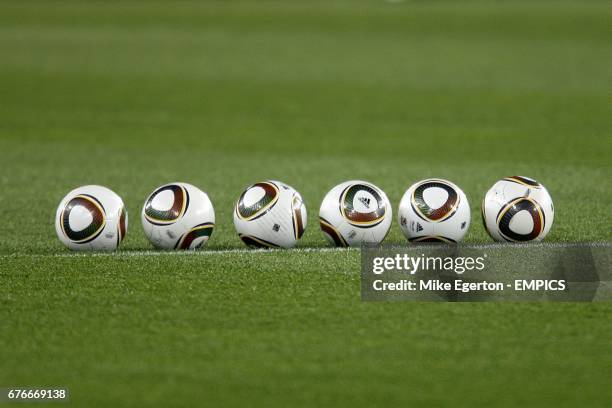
[234,180,307,248]
[141,182,215,250]
[397,178,470,243]
[482,176,554,242]
[319,180,392,247]
[55,185,127,251]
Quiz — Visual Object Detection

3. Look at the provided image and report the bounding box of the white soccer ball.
[398,178,470,243]
[319,180,392,247]
[55,185,127,251]
[233,180,307,249]
[141,182,215,250]
[482,176,554,242]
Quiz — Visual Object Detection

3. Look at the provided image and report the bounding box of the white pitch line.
[0,247,359,259]
[1,242,609,260]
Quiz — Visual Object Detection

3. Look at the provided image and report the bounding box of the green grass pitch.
[1,1,611,406]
